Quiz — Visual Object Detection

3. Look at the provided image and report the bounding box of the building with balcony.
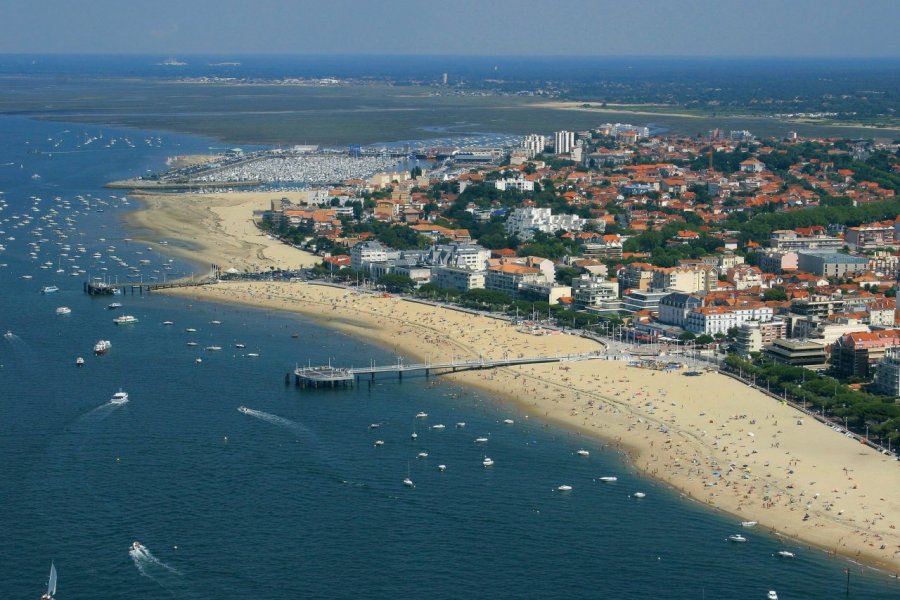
[685,304,774,336]
[845,222,895,252]
[831,329,900,378]
[873,347,900,397]
[763,339,828,369]
[505,207,585,241]
[431,266,485,293]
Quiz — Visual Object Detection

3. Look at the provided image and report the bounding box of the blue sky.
[3,0,898,57]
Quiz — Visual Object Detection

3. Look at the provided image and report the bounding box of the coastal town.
[200,125,899,444]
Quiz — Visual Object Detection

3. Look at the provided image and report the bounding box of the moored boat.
[75,356,84,367]
[598,476,618,482]
[107,302,123,310]
[41,285,59,293]
[55,306,71,315]
[93,339,111,355]
[482,456,494,467]
[727,534,747,543]
[113,314,138,325]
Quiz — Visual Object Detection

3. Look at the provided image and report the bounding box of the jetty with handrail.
[84,278,218,295]
[290,351,602,388]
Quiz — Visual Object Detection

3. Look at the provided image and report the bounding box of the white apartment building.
[424,243,490,271]
[521,134,547,159]
[431,266,486,292]
[651,265,718,294]
[685,304,774,335]
[350,241,389,271]
[554,130,575,155]
[494,176,535,192]
[505,207,585,241]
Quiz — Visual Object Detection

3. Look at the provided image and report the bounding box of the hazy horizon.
[3,0,898,58]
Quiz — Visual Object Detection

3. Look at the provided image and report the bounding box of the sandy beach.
[125,191,320,273]
[127,186,900,572]
[164,281,900,573]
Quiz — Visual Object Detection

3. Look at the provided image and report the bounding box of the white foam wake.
[239,407,317,442]
[129,542,181,582]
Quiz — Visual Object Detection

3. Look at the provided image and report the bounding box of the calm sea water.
[0,114,897,599]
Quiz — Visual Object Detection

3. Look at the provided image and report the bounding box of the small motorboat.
[112,314,138,325]
[767,592,778,600]
[368,423,381,429]
[417,452,428,459]
[741,521,758,528]
[403,477,414,488]
[431,424,445,430]
[577,449,590,457]
[502,419,514,425]
[632,492,647,498]
[41,285,59,293]
[55,306,71,315]
[374,440,384,447]
[185,327,197,333]
[557,485,573,492]
[187,341,199,347]
[727,534,747,543]
[455,422,466,428]
[205,346,222,351]
[131,541,143,552]
[195,358,202,364]
[482,457,494,467]
[410,432,418,440]
[162,320,173,326]
[75,356,84,367]
[237,406,251,414]
[246,353,260,357]
[598,476,618,483]
[234,343,246,348]
[474,437,488,444]
[776,550,795,558]
[93,340,111,355]
[110,389,129,405]
[107,302,123,310]
[437,464,446,472]
[415,412,428,419]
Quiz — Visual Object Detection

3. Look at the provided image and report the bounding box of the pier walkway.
[291,351,602,388]
[84,278,218,295]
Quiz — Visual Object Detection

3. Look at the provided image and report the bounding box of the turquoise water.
[0,115,898,599]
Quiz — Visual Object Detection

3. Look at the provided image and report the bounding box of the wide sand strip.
[125,191,320,273]
[164,281,900,572]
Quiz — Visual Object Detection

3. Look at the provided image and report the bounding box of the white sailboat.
[403,462,414,488]
[40,562,57,600]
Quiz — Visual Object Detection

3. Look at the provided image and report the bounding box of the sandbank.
[164,280,900,573]
[124,190,320,273]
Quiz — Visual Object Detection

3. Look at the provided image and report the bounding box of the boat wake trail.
[130,543,181,586]
[238,408,319,446]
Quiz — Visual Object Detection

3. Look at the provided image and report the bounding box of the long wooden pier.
[291,352,601,389]
[84,279,218,296]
